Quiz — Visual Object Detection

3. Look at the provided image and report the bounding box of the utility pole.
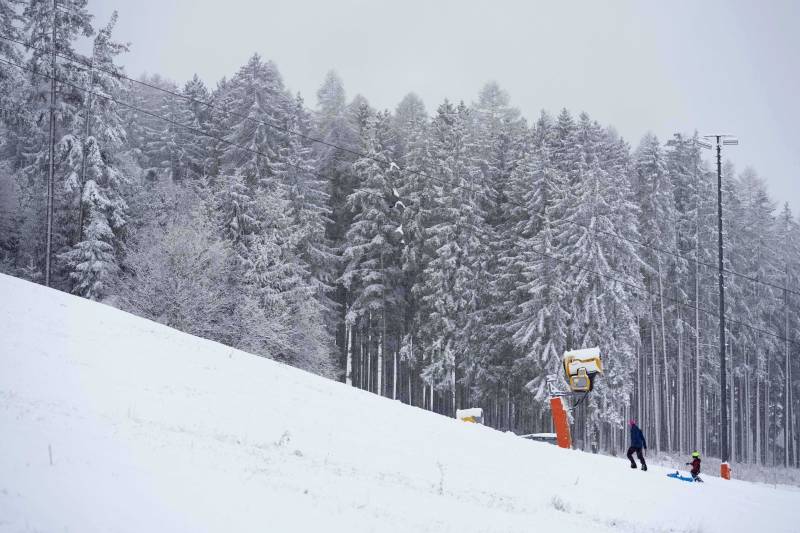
[715,137,728,475]
[45,0,58,286]
[699,134,738,479]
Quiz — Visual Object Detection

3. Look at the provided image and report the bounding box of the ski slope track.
[0,273,797,532]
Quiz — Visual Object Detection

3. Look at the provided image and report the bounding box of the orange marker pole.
[550,396,571,449]
[720,462,731,480]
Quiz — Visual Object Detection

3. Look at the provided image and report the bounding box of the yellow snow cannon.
[456,408,483,424]
[563,347,603,393]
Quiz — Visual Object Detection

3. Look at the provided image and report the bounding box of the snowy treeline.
[0,0,798,467]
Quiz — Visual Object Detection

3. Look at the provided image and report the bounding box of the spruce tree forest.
[0,0,798,468]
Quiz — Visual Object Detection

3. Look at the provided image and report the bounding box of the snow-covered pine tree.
[394,98,434,403]
[313,70,358,245]
[203,76,233,185]
[59,12,129,300]
[470,82,525,227]
[392,92,427,163]
[634,132,679,453]
[583,123,641,448]
[774,203,799,466]
[0,0,22,84]
[341,110,404,396]
[416,100,489,415]
[141,79,189,183]
[212,55,334,377]
[0,0,26,274]
[720,160,749,461]
[596,129,642,445]
[222,54,291,181]
[465,83,526,426]
[179,73,212,182]
[244,200,334,378]
[730,168,779,463]
[666,132,708,453]
[16,0,93,285]
[508,111,569,410]
[275,93,338,337]
[311,71,361,378]
[0,0,25,153]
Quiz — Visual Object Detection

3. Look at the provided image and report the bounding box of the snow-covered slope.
[0,273,797,533]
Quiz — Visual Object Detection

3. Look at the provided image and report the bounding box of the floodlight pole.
[714,136,728,468]
[704,134,737,479]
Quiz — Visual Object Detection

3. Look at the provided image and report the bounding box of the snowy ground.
[641,451,800,489]
[1,273,798,533]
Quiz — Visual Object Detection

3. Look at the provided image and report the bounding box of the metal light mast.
[698,133,738,479]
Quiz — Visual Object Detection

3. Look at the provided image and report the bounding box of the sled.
[667,471,700,483]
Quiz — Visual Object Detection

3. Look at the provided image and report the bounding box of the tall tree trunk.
[77,52,94,244]
[636,324,642,425]
[409,336,414,405]
[367,317,372,393]
[678,320,684,453]
[746,364,753,463]
[637,320,643,426]
[693,167,703,455]
[345,321,353,386]
[766,348,771,465]
[657,259,671,451]
[694,208,703,454]
[727,337,736,461]
[650,295,661,453]
[730,344,736,462]
[377,330,383,397]
[785,287,790,467]
[408,363,412,406]
[359,329,364,389]
[789,389,798,468]
[756,364,761,464]
[451,350,457,416]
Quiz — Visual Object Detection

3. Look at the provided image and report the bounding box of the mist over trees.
[0,0,798,467]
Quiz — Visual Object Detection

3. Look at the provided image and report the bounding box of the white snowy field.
[0,273,797,533]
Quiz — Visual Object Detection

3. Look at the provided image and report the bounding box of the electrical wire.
[569,391,590,411]
[1,54,797,349]
[2,32,798,299]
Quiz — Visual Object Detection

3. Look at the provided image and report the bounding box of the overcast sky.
[87,0,799,211]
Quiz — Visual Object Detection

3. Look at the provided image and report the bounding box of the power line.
[2,32,797,299]
[1,54,797,348]
[525,238,800,348]
[0,56,375,200]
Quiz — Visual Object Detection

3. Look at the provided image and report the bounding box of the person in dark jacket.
[686,451,702,481]
[627,420,647,471]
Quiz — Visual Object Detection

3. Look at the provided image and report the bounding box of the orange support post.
[550,396,571,449]
[720,462,731,480]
